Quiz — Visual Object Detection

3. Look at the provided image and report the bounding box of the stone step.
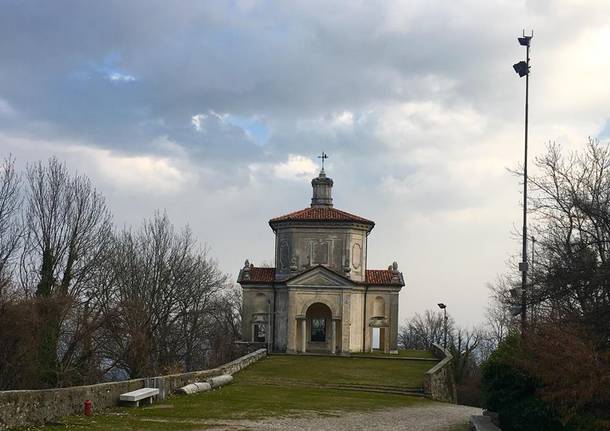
[249,380,426,397]
[323,384,426,397]
[269,352,438,362]
[331,383,424,393]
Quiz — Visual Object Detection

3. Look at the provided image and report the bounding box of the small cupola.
[311,170,333,208]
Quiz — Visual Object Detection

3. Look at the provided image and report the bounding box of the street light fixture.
[437,303,448,350]
[513,61,528,77]
[513,30,533,336]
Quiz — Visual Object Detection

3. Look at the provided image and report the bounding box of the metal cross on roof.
[318,152,328,171]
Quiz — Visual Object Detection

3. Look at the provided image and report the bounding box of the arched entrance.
[299,302,339,354]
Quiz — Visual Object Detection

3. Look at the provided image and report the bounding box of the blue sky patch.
[597,118,610,140]
[224,114,270,146]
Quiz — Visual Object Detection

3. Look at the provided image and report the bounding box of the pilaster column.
[301,318,307,353]
[286,290,296,353]
[331,320,337,354]
[384,327,390,353]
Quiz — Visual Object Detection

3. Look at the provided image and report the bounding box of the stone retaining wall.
[0,349,267,430]
[423,343,457,403]
[470,414,502,430]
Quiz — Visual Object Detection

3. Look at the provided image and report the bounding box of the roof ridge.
[269,206,374,225]
[240,266,403,286]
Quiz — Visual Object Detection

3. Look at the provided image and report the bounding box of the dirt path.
[200,403,481,430]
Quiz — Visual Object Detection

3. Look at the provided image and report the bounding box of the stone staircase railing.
[423,343,457,403]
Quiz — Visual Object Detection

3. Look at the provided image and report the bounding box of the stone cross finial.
[317,151,328,172]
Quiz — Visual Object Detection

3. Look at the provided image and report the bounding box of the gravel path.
[215,403,481,431]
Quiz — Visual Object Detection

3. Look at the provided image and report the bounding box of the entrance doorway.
[372,327,380,350]
[302,302,337,353]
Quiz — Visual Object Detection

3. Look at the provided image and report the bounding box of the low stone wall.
[234,341,267,357]
[0,348,267,430]
[423,343,457,403]
[470,414,502,430]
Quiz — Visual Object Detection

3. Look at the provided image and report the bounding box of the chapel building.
[238,168,404,354]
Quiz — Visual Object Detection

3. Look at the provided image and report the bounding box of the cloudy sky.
[1,0,609,326]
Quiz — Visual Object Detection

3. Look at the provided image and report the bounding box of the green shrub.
[480,333,566,431]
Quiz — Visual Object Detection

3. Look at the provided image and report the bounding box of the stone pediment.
[285,266,354,288]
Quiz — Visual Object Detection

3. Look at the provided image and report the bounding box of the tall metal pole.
[520,40,530,335]
[531,236,536,271]
[443,307,448,350]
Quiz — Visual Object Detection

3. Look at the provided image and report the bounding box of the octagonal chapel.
[238,168,405,354]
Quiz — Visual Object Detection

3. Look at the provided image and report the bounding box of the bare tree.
[450,327,483,383]
[0,156,240,389]
[178,253,228,371]
[103,212,230,377]
[21,158,112,387]
[501,140,610,345]
[399,309,455,350]
[0,157,22,295]
[205,284,242,367]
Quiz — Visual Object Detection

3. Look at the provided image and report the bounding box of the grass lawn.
[246,354,435,388]
[445,423,470,431]
[32,354,437,431]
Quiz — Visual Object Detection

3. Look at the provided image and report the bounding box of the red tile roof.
[269,207,374,227]
[239,266,401,286]
[241,267,275,283]
[365,269,401,285]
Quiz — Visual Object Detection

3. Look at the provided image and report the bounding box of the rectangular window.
[254,324,266,342]
[310,318,326,342]
[311,241,329,265]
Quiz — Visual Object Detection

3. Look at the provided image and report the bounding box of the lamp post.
[437,303,447,350]
[513,30,533,336]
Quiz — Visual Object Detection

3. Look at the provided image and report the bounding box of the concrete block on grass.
[208,374,233,388]
[176,382,212,395]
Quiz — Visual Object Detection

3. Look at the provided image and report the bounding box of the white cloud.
[296,110,357,133]
[93,151,189,193]
[272,154,318,179]
[543,26,610,119]
[107,72,136,82]
[0,134,193,195]
[0,97,15,117]
[191,111,230,131]
[373,101,486,151]
[331,111,354,127]
[249,154,318,181]
[191,113,207,131]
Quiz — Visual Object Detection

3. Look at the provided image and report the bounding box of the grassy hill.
[37,352,439,431]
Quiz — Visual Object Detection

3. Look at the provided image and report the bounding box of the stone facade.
[239,169,405,354]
